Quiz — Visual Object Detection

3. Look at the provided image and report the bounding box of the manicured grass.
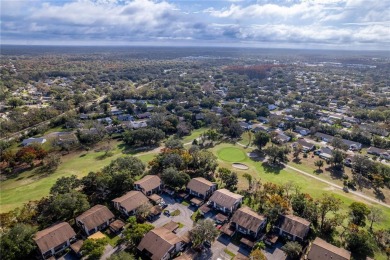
[240,131,252,146]
[0,140,158,213]
[223,248,236,259]
[103,231,120,247]
[210,143,390,231]
[217,147,247,162]
[181,127,209,144]
[171,209,181,216]
[181,201,190,206]
[178,222,184,228]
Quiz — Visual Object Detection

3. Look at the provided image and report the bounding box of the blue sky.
[1,0,389,49]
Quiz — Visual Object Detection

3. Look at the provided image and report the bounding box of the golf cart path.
[236,142,390,209]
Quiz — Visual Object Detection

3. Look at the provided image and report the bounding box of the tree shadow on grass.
[374,188,386,202]
[95,152,114,160]
[262,162,283,175]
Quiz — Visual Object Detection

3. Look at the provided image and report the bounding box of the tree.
[50,175,81,195]
[39,191,90,224]
[135,202,153,221]
[190,219,219,248]
[107,252,135,260]
[123,127,165,146]
[250,249,267,260]
[318,193,341,232]
[346,230,376,259]
[43,153,61,172]
[349,202,370,227]
[264,145,290,164]
[165,138,184,149]
[367,206,384,231]
[293,143,302,160]
[81,238,109,260]
[243,173,253,190]
[161,167,190,189]
[330,149,345,170]
[331,136,348,151]
[240,110,257,121]
[281,241,302,260]
[218,168,238,191]
[122,217,154,249]
[0,224,37,260]
[314,159,324,171]
[7,97,24,108]
[253,131,269,151]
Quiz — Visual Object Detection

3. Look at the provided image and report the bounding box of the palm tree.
[314,159,324,171]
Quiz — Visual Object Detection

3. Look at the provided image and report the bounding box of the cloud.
[0,0,389,49]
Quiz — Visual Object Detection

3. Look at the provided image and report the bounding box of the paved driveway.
[148,193,194,236]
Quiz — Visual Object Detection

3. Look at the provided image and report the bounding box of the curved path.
[236,142,390,208]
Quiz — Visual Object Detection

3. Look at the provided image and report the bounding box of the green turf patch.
[181,201,190,206]
[217,147,247,162]
[171,209,181,216]
[224,248,235,259]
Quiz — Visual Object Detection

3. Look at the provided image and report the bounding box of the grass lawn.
[211,143,390,231]
[0,140,159,213]
[240,131,252,147]
[217,147,247,162]
[171,209,181,216]
[181,127,209,144]
[223,248,236,259]
[103,230,121,247]
[181,201,190,206]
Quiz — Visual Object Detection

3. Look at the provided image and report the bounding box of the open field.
[180,127,209,144]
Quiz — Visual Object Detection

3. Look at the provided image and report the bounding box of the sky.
[1,0,389,50]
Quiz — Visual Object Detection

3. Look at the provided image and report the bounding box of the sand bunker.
[232,163,249,170]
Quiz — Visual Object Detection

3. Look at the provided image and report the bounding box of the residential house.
[239,121,251,130]
[195,113,205,121]
[258,117,269,124]
[293,139,315,152]
[134,175,163,196]
[110,107,123,116]
[112,191,149,216]
[294,126,311,136]
[97,117,112,125]
[128,120,148,129]
[274,133,291,144]
[315,132,334,142]
[274,214,310,242]
[317,147,333,161]
[117,114,134,121]
[54,132,78,146]
[207,189,243,215]
[307,237,351,260]
[34,222,76,259]
[22,137,46,146]
[367,147,387,156]
[268,104,278,111]
[230,206,267,238]
[137,227,185,260]
[186,177,217,200]
[137,112,151,119]
[76,205,115,236]
[342,139,362,151]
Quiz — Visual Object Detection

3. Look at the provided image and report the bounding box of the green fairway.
[0,141,158,213]
[181,127,209,144]
[210,143,390,231]
[217,147,247,162]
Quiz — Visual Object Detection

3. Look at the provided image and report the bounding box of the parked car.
[203,241,211,248]
[163,210,170,216]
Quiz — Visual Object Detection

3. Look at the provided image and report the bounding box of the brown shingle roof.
[34,222,76,254]
[307,237,351,260]
[112,190,149,213]
[277,215,310,239]
[187,177,214,196]
[137,227,182,260]
[109,219,125,232]
[164,221,179,232]
[134,175,162,193]
[231,206,266,233]
[209,189,243,209]
[76,205,114,231]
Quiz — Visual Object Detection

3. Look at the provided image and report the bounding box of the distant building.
[22,137,46,146]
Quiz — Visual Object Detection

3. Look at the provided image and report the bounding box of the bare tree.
[367,207,384,231]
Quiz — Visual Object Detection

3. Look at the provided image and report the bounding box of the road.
[236,142,390,209]
[0,95,106,141]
